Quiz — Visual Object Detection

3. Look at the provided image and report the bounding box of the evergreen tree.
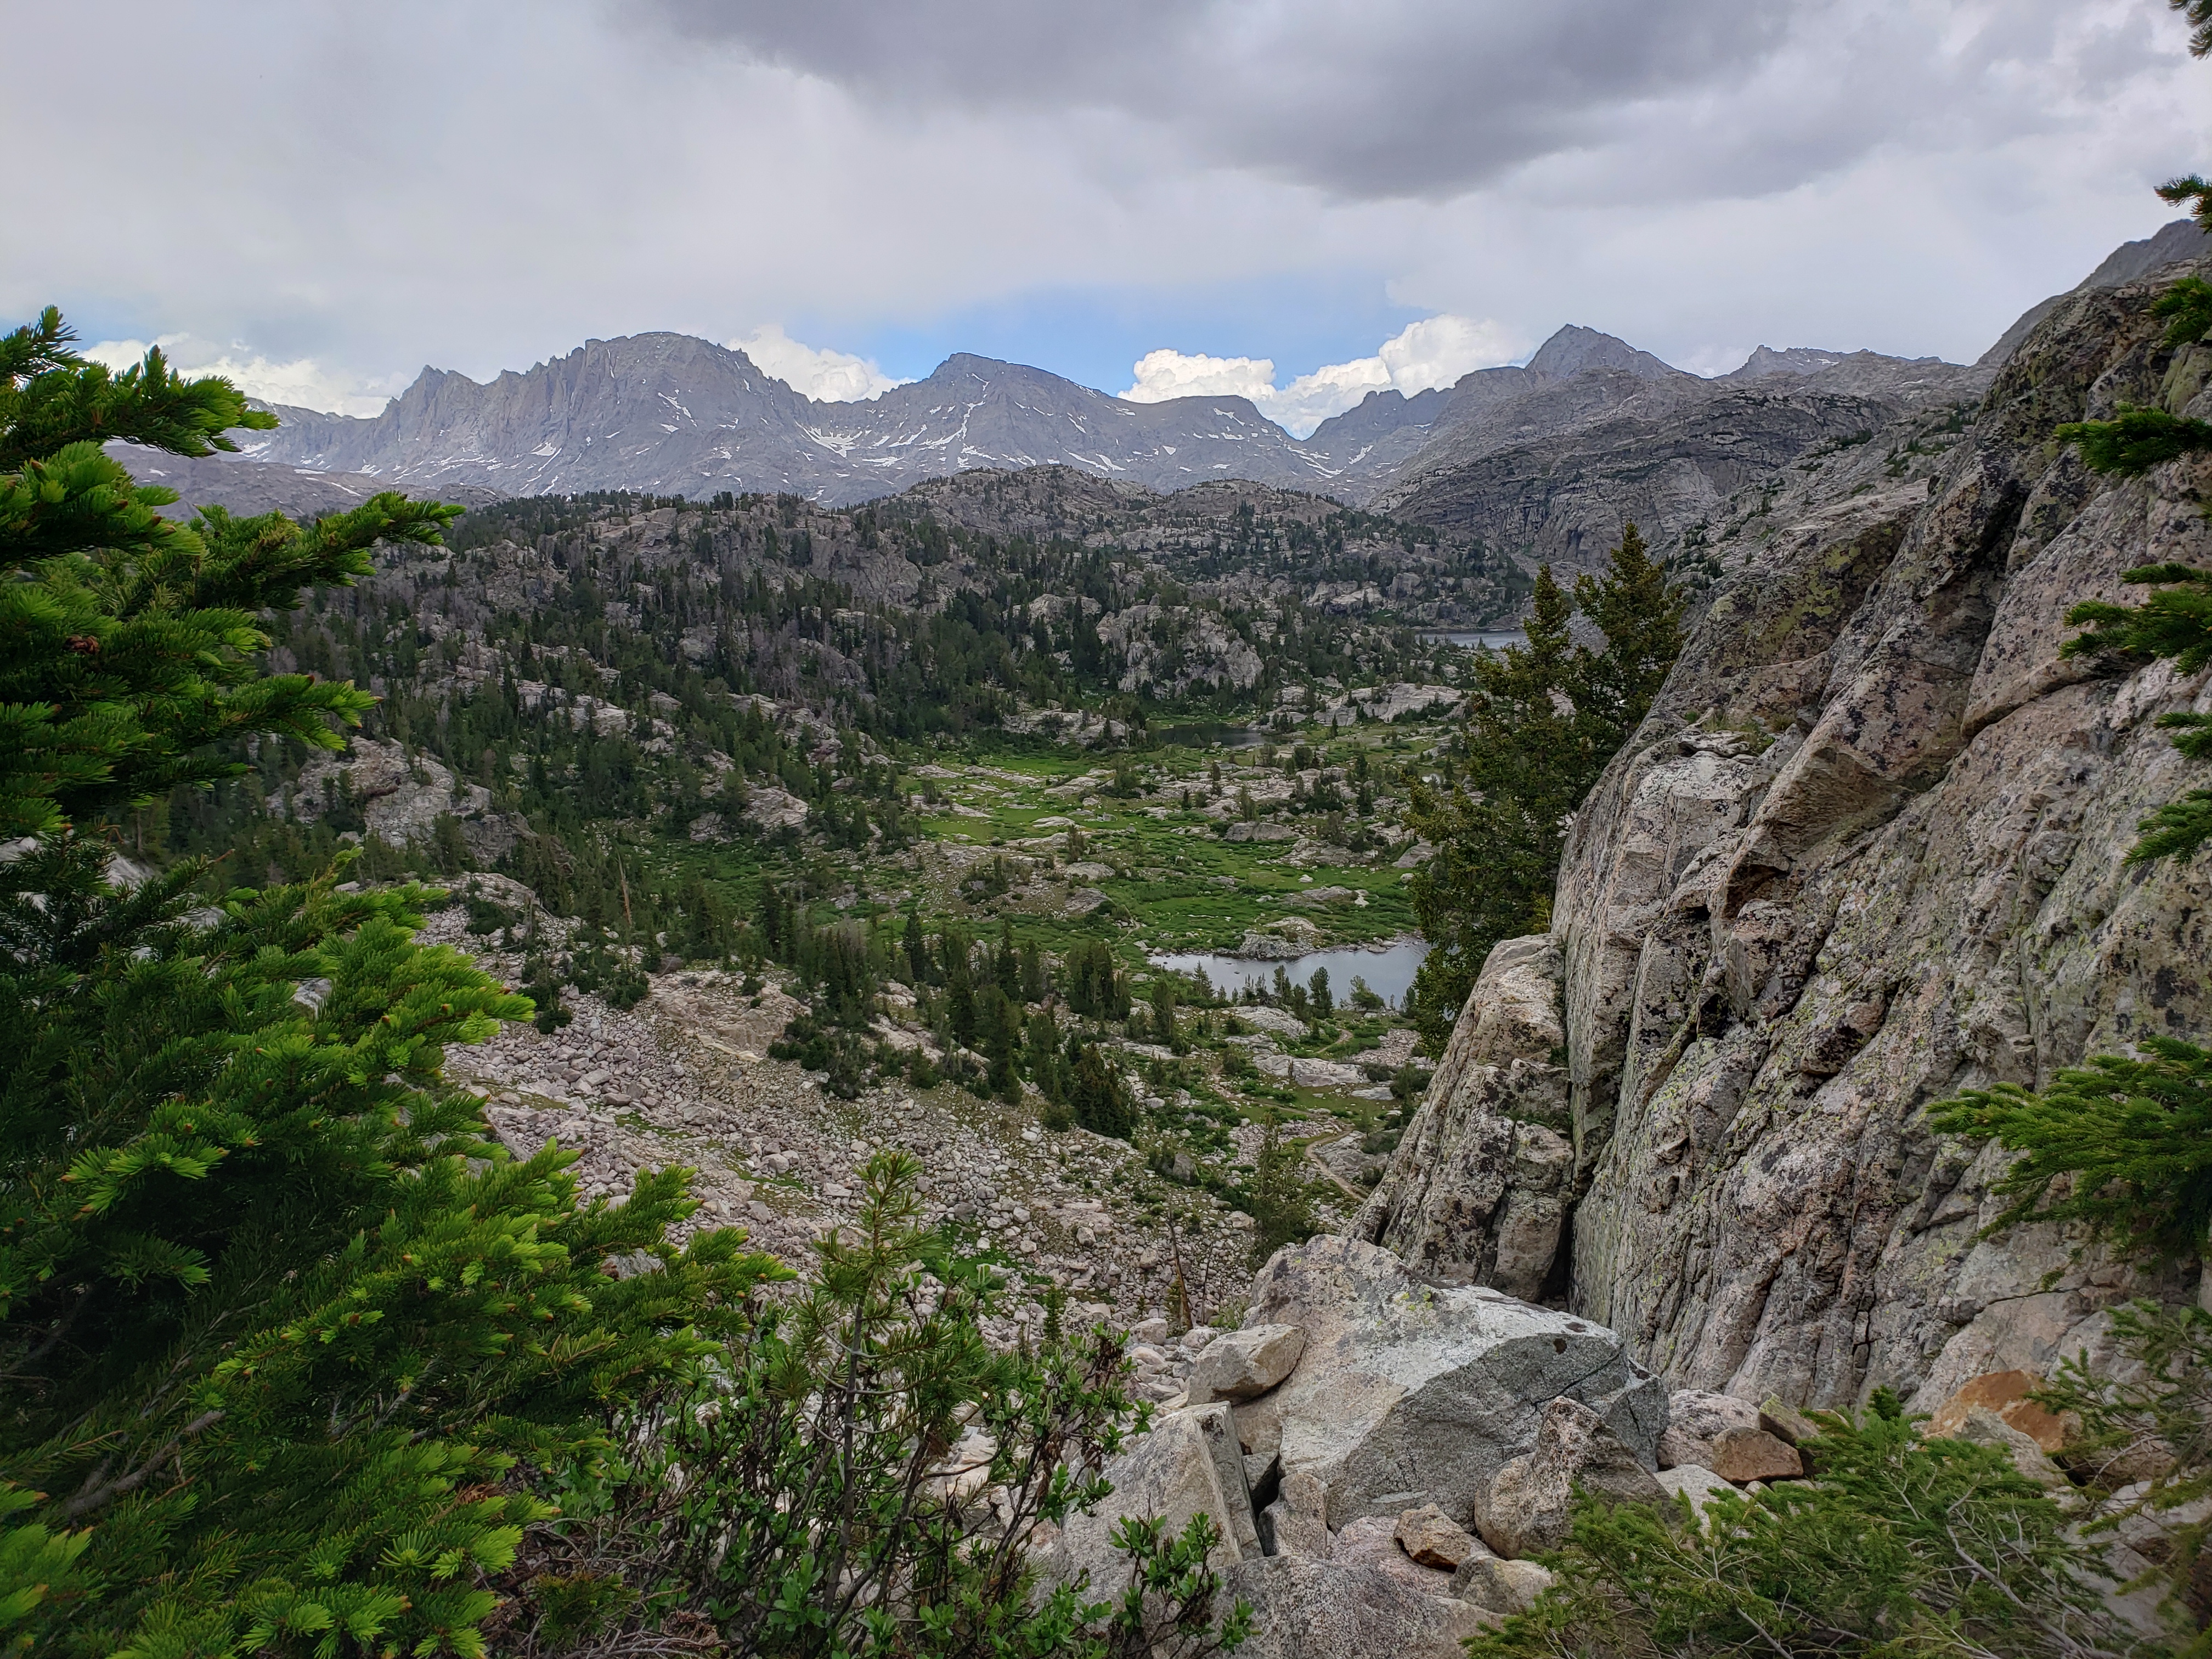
[1568,522,1688,759]
[1407,533,1683,1045]
[2062,561,2212,862]
[904,910,932,987]
[1243,1111,1317,1268]
[1931,1040,2212,1266]
[1149,977,1182,1053]
[1026,1010,1066,1107]
[0,308,455,838]
[0,311,776,1656]
[1470,1396,2138,1659]
[1069,1041,1134,1139]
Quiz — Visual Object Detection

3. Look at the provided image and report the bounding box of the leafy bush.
[489,1152,1252,1659]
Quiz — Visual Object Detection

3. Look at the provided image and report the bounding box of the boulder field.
[1049,1237,1847,1657]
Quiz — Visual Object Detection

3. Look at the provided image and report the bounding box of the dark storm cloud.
[635,0,1804,199]
[6,0,2203,416]
[629,2,2195,212]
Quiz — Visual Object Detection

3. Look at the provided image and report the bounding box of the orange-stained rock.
[1926,1370,2075,1454]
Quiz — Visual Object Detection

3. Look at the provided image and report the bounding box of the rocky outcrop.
[1238,1236,1664,1528]
[1378,376,1929,579]
[1352,935,1574,1296]
[1978,218,2212,369]
[1370,254,2212,1416]
[1055,1237,1673,1652]
[288,736,522,863]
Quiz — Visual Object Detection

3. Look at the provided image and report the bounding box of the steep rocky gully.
[1359,259,2212,1415]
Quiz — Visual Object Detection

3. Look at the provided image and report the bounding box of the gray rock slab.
[1248,1235,1667,1528]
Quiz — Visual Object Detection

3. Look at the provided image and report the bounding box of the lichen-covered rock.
[1375,254,2212,1416]
[1246,1236,1667,1528]
[1656,1389,1763,1469]
[1353,936,1575,1296]
[1220,1555,1495,1659]
[1395,1503,1482,1569]
[1706,1425,1803,1484]
[1474,1396,1665,1559]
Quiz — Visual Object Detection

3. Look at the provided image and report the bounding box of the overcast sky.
[11,1,2207,434]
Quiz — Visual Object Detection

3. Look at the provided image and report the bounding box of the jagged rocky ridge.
[1358,248,2212,1418]
[1365,221,2212,579]
[148,312,2011,558]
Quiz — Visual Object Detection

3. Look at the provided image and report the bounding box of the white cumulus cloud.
[83,335,401,417]
[729,324,907,402]
[1120,314,1521,436]
[1121,348,1282,403]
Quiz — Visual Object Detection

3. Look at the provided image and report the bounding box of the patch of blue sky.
[810,270,1432,393]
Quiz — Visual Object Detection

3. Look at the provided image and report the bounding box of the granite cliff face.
[1362,253,2212,1415]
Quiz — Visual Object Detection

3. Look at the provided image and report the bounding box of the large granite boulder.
[1188,1324,1307,1405]
[1239,1235,1666,1528]
[289,735,522,862]
[1656,1388,1763,1469]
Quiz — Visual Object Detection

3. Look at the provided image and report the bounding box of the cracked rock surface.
[1364,256,2212,1413]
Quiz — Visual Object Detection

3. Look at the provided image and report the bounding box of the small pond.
[1418,628,1527,651]
[1148,936,1430,1008]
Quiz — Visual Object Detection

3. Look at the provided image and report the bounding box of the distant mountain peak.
[1725,345,1847,379]
[1525,324,1685,383]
